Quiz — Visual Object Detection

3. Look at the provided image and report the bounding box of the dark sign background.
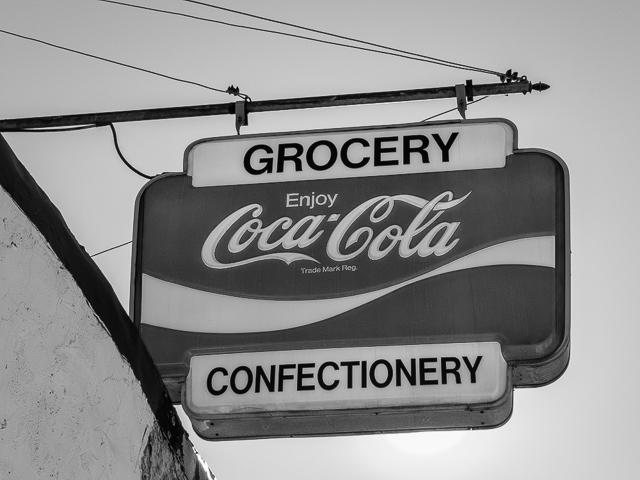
[133,150,568,381]
[140,154,557,297]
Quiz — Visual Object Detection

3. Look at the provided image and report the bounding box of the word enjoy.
[200,191,470,269]
[286,192,338,209]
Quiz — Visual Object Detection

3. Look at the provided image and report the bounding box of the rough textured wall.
[0,134,213,479]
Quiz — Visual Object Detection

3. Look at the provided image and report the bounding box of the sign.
[131,119,570,439]
[188,342,507,414]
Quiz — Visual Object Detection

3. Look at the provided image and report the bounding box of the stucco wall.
[0,134,213,479]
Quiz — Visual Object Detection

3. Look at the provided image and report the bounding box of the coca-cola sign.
[201,191,468,269]
[131,119,569,439]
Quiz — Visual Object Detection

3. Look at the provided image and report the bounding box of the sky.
[2,0,640,478]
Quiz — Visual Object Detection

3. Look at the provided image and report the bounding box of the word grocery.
[243,132,460,176]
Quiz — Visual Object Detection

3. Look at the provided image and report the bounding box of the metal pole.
[0,81,548,131]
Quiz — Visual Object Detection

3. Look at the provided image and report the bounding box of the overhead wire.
[0,124,98,133]
[108,123,154,179]
[0,28,245,98]
[90,240,133,257]
[174,0,504,77]
[1,119,155,180]
[421,96,489,122]
[98,0,453,67]
[98,0,504,77]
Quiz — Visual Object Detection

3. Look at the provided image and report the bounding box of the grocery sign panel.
[131,119,570,440]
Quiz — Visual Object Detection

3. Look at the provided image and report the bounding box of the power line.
[99,1,450,67]
[98,0,504,77]
[108,123,154,179]
[176,0,504,77]
[2,120,156,180]
[0,124,98,133]
[0,28,243,97]
[421,96,489,122]
[90,240,132,257]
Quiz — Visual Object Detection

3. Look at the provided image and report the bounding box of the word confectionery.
[206,354,483,396]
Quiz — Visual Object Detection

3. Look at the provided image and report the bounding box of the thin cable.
[90,240,132,257]
[176,0,503,77]
[99,0,453,67]
[0,28,234,96]
[0,124,98,133]
[421,96,489,122]
[98,0,501,75]
[108,123,154,179]
[2,120,156,179]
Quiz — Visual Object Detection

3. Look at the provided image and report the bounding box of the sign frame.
[131,118,570,439]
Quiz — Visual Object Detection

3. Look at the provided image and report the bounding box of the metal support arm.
[0,81,549,131]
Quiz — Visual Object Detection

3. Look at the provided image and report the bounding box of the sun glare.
[385,430,470,457]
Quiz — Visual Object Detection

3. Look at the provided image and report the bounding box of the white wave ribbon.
[141,236,555,334]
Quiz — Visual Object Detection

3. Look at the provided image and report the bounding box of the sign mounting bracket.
[455,80,475,119]
[235,100,249,135]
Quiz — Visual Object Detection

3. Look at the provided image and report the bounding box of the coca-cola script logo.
[201,191,471,269]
